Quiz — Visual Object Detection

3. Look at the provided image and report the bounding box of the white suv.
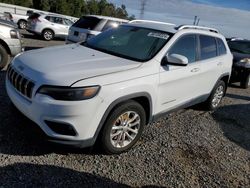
[6,21,232,154]
[27,13,74,41]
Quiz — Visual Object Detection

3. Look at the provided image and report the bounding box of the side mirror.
[161,54,188,66]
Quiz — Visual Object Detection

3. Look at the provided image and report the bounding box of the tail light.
[32,18,41,23]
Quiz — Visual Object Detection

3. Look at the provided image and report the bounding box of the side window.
[63,18,73,26]
[102,20,119,31]
[50,17,63,24]
[217,38,227,55]
[199,35,217,60]
[168,34,197,63]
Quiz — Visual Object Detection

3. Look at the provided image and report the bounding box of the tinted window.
[73,16,101,30]
[200,35,217,60]
[168,35,196,63]
[102,20,120,31]
[49,17,63,24]
[217,38,227,55]
[86,25,170,61]
[228,41,250,54]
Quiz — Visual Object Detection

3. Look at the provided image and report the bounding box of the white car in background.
[27,13,74,41]
[0,19,22,70]
[66,15,128,44]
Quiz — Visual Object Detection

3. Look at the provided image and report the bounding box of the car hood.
[13,44,142,86]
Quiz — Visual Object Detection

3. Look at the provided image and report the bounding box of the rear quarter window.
[217,38,227,55]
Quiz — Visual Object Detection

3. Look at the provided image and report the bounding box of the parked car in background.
[0,19,22,70]
[66,15,128,44]
[6,21,232,154]
[27,13,74,41]
[228,39,250,88]
[1,10,44,30]
[0,12,13,22]
[12,13,28,29]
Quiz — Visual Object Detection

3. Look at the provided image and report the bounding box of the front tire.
[42,29,54,41]
[0,44,9,70]
[100,100,146,154]
[204,80,226,111]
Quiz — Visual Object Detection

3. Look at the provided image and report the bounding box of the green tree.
[87,0,99,15]
[40,0,50,12]
[0,0,135,20]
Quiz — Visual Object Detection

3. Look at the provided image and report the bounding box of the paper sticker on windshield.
[148,32,169,40]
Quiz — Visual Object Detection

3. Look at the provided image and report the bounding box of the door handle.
[191,68,200,72]
[217,62,223,66]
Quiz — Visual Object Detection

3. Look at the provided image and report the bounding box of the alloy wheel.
[44,31,53,40]
[110,111,140,148]
[212,85,224,108]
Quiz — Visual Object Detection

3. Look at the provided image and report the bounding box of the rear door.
[47,16,68,37]
[196,35,222,95]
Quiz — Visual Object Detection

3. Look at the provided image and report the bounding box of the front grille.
[7,66,35,99]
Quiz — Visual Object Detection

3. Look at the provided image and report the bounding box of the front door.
[157,34,203,113]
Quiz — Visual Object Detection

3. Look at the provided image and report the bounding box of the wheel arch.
[93,92,153,143]
[0,39,11,55]
[42,28,55,34]
[219,73,230,96]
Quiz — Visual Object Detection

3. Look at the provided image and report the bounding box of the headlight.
[37,86,100,101]
[237,58,250,68]
[10,30,20,39]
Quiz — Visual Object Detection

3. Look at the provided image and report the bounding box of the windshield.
[228,41,250,54]
[85,25,171,62]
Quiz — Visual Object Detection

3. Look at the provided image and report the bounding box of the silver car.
[0,19,22,70]
[27,13,74,41]
[66,15,128,44]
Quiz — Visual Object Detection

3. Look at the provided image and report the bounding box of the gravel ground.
[0,31,249,187]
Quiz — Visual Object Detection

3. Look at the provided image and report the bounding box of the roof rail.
[129,19,175,26]
[176,25,219,33]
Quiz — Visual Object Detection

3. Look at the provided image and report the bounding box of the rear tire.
[0,44,9,70]
[18,20,27,29]
[204,80,226,111]
[100,100,146,154]
[42,29,54,41]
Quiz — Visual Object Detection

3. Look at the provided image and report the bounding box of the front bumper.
[5,78,104,147]
[230,65,250,82]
